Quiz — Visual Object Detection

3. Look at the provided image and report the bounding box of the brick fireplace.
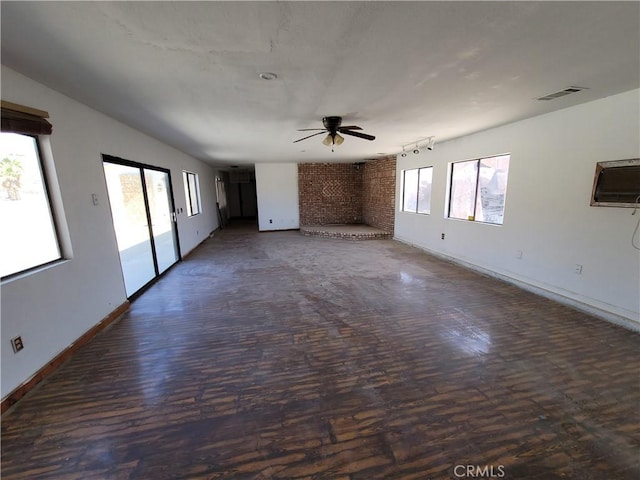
[298,156,396,234]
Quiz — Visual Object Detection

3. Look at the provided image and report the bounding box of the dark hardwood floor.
[2,225,639,479]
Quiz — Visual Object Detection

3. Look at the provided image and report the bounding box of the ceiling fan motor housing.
[323,116,342,133]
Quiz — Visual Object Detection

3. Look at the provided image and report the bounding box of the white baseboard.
[393,237,640,333]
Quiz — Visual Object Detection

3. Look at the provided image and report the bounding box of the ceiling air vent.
[537,86,587,101]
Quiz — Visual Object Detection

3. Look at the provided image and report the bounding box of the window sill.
[446,217,504,227]
[1,258,71,285]
[399,211,431,216]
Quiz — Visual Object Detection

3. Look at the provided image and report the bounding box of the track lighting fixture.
[400,136,436,157]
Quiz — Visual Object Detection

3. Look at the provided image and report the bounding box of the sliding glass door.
[103,157,180,297]
[144,168,179,274]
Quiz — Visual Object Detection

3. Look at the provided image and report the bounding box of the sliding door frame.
[102,154,182,297]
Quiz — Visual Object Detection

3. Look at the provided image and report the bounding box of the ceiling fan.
[293,116,375,149]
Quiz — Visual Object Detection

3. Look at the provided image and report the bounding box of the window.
[402,167,433,214]
[0,132,62,277]
[182,171,201,216]
[448,154,510,225]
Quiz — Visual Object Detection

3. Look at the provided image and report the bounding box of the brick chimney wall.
[298,163,363,225]
[363,156,396,234]
[298,157,396,232]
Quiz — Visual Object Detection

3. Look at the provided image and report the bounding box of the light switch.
[91,193,99,206]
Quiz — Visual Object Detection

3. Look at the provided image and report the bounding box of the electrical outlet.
[441,233,445,240]
[269,219,273,224]
[516,250,523,259]
[11,336,24,353]
[574,264,583,274]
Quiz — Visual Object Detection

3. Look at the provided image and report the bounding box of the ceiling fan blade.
[340,129,375,141]
[297,128,327,131]
[338,126,363,131]
[293,131,327,143]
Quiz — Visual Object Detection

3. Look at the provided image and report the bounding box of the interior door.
[103,157,180,297]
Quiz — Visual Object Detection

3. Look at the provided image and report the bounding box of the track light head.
[426,137,435,151]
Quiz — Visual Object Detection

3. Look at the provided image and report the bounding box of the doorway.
[103,155,180,297]
[227,168,257,220]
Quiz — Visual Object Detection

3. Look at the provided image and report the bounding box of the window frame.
[0,132,64,280]
[401,166,433,215]
[447,154,510,225]
[182,170,201,216]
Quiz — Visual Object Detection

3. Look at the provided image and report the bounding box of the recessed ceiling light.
[259,72,277,80]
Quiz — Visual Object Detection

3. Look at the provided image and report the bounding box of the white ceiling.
[2,2,638,167]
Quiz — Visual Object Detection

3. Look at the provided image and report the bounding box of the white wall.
[395,89,640,327]
[1,66,219,399]
[255,163,300,231]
